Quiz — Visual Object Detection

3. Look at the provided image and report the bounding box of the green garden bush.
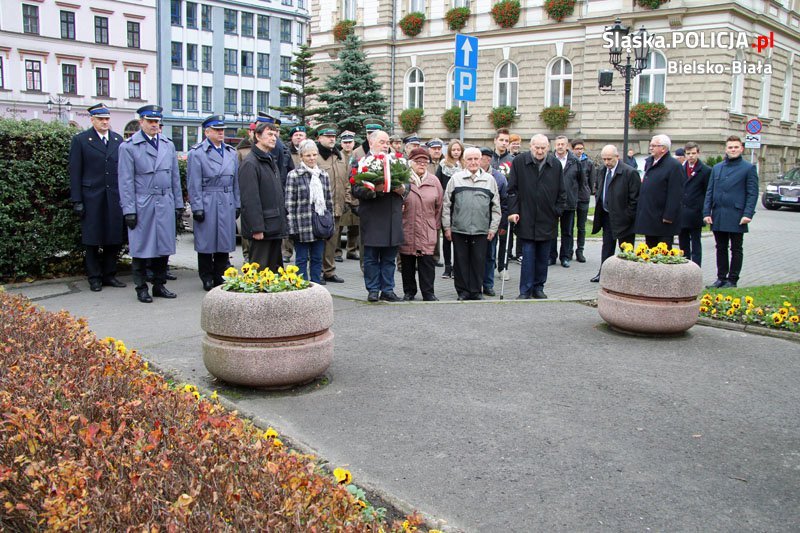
[0,119,82,280]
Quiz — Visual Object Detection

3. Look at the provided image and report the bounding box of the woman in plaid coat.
[285,140,333,284]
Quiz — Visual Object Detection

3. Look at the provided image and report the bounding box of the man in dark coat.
[678,142,711,266]
[351,129,408,302]
[69,103,126,292]
[635,134,684,248]
[703,135,759,288]
[590,145,641,282]
[118,105,183,303]
[549,135,581,268]
[571,139,595,263]
[507,134,566,300]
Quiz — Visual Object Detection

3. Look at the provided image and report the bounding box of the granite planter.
[201,283,334,388]
[597,255,703,335]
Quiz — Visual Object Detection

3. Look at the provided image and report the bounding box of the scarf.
[410,169,425,187]
[439,160,461,177]
[317,142,341,161]
[301,162,326,216]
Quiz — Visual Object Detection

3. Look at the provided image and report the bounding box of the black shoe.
[324,275,345,283]
[473,293,484,300]
[548,258,557,266]
[380,291,401,302]
[590,274,601,283]
[576,251,586,263]
[213,277,224,287]
[367,291,380,302]
[561,259,570,268]
[346,253,360,260]
[721,281,737,288]
[423,294,439,301]
[102,277,126,288]
[202,279,215,291]
[483,287,496,297]
[165,272,177,281]
[89,280,102,292]
[402,294,416,301]
[136,288,153,303]
[517,293,531,300]
[317,278,327,285]
[532,289,548,299]
[434,261,444,267]
[442,266,452,279]
[707,279,726,289]
[152,285,177,298]
[335,256,344,263]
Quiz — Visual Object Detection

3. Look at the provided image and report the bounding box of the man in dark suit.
[635,134,684,248]
[678,142,711,266]
[68,103,126,292]
[590,145,641,282]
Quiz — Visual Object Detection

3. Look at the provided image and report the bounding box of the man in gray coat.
[188,115,240,291]
[118,105,183,303]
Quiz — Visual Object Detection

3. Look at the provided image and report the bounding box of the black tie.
[148,135,158,151]
[103,136,108,146]
[603,168,613,212]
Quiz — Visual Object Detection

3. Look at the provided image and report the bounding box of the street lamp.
[47,95,72,124]
[606,18,650,159]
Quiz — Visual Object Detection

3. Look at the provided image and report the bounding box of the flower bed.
[491,0,521,28]
[399,12,425,37]
[0,291,424,530]
[699,293,799,332]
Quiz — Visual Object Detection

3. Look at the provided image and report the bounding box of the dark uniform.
[68,103,126,291]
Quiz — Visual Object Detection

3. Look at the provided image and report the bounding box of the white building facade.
[0,0,158,136]
[310,0,800,179]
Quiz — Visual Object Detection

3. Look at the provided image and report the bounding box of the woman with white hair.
[285,140,334,284]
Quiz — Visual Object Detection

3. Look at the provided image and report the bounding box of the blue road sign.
[454,67,477,102]
[455,34,478,69]
[746,118,762,134]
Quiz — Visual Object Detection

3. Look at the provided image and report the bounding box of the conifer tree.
[274,44,325,125]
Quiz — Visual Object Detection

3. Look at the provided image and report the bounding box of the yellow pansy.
[224,267,238,278]
[756,308,764,316]
[711,308,717,315]
[699,306,709,313]
[745,296,754,305]
[790,315,799,324]
[783,301,792,308]
[715,294,723,302]
[620,242,634,253]
[726,309,735,316]
[210,391,218,401]
[249,262,260,271]
[263,427,279,439]
[272,438,283,448]
[772,313,784,325]
[333,467,352,485]
[779,308,789,316]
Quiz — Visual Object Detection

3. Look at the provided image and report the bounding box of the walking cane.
[499,222,515,300]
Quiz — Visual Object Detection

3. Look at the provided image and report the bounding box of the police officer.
[118,105,183,303]
[188,115,240,291]
[68,103,126,292]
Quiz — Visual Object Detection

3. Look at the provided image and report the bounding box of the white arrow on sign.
[460,38,473,67]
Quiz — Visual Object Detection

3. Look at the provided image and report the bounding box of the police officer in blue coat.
[69,103,126,292]
[188,115,241,291]
[118,105,184,303]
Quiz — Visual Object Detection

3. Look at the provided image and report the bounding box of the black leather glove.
[193,210,205,222]
[124,214,137,230]
[73,202,85,219]
[176,208,184,222]
[235,208,241,219]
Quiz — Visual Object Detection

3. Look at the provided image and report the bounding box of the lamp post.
[606,18,650,160]
[46,95,72,124]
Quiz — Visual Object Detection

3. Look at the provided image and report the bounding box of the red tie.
[686,164,693,178]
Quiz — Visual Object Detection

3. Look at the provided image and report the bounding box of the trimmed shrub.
[442,106,462,133]
[629,102,669,130]
[399,108,425,133]
[539,106,571,131]
[704,155,723,167]
[445,7,471,31]
[0,119,82,280]
[489,106,518,129]
[333,19,356,42]
[399,12,425,37]
[491,0,521,28]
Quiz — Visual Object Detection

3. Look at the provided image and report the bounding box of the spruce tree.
[274,44,325,126]
[318,34,388,133]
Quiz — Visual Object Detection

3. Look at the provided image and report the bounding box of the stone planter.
[201,283,334,388]
[597,256,703,335]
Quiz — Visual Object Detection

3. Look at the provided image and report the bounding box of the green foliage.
[488,106,518,129]
[442,106,462,133]
[539,106,571,131]
[705,155,724,167]
[544,0,575,21]
[0,119,82,280]
[700,284,800,332]
[333,19,356,42]
[445,7,471,31]
[274,44,326,126]
[398,108,424,133]
[318,34,389,134]
[491,0,521,28]
[398,12,425,37]
[636,0,669,8]
[629,102,669,130]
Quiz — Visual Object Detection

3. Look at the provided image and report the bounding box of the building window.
[224,88,237,113]
[297,22,304,44]
[186,2,197,28]
[201,4,212,30]
[60,11,76,40]
[343,0,356,20]
[781,62,793,122]
[730,50,744,114]
[224,9,237,34]
[280,94,291,108]
[172,42,183,68]
[172,84,183,110]
[446,66,468,114]
[187,126,199,148]
[172,126,184,152]
[257,53,270,78]
[280,56,291,80]
[127,22,140,48]
[241,52,254,76]
[23,4,39,35]
[187,85,198,111]
[546,57,572,108]
[187,44,198,70]
[409,0,424,13]
[405,67,424,109]
[257,15,270,39]
[634,51,666,104]
[299,0,305,9]
[453,0,468,7]
[128,71,141,99]
[224,49,237,75]
[202,46,212,72]
[202,86,213,112]
[25,60,42,91]
[96,68,110,97]
[0,58,4,89]
[241,90,254,115]
[494,61,518,108]
[257,90,269,111]
[280,20,292,43]
[759,49,773,118]
[282,0,293,5]
[241,13,254,37]
[95,16,109,44]
[171,0,182,26]
[62,64,78,94]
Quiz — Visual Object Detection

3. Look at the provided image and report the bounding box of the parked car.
[762,167,800,210]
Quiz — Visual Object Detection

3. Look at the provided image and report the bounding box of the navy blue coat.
[635,153,684,236]
[592,161,641,239]
[679,160,711,229]
[703,156,759,233]
[68,128,125,245]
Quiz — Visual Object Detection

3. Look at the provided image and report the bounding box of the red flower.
[360,166,368,173]
[395,152,403,158]
[350,167,357,176]
[349,177,356,184]
[376,154,385,160]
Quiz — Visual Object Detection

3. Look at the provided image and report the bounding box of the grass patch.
[700,282,800,332]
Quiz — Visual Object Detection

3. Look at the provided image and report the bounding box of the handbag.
[311,209,334,240]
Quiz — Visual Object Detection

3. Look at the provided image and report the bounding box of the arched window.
[546,57,572,108]
[446,66,469,113]
[342,0,356,20]
[730,50,744,113]
[405,67,424,109]
[781,60,793,122]
[759,49,772,117]
[124,120,140,139]
[494,61,518,109]
[633,51,666,104]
